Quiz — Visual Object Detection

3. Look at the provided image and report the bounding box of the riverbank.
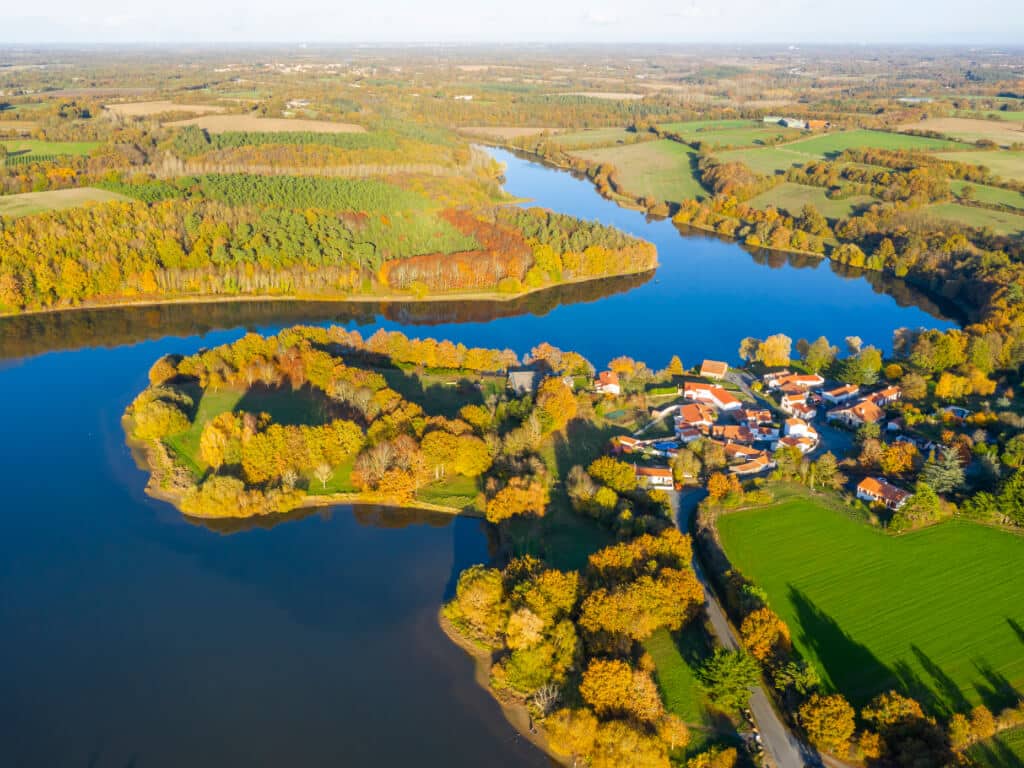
[0,267,658,321]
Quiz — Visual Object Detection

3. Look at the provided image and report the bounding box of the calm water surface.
[0,149,957,767]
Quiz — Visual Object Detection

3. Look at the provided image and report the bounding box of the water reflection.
[185,503,476,535]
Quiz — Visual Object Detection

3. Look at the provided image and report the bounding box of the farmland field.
[104,100,226,117]
[0,187,129,218]
[716,497,1024,714]
[968,726,1024,768]
[549,126,643,149]
[746,183,876,219]
[661,119,804,148]
[950,180,1024,210]
[713,146,813,175]
[935,149,1024,181]
[167,114,366,133]
[0,121,38,135]
[927,202,1024,236]
[574,139,706,202]
[457,125,559,140]
[899,117,1024,147]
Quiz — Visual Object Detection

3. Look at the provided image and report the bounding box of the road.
[673,490,824,768]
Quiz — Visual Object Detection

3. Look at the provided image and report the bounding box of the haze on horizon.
[4,0,1024,46]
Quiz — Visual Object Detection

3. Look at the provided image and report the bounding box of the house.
[762,370,793,389]
[869,386,902,406]
[737,408,773,428]
[724,443,762,462]
[684,382,741,411]
[779,435,817,454]
[676,426,703,444]
[595,370,621,395]
[806,119,831,130]
[763,116,784,124]
[753,424,781,442]
[779,373,826,390]
[784,418,815,438]
[711,424,754,444]
[780,117,808,129]
[731,452,775,476]
[507,368,539,395]
[700,360,729,380]
[675,402,716,431]
[635,466,675,490]
[857,477,911,510]
[613,435,643,454]
[791,402,818,421]
[822,384,860,404]
[780,391,808,414]
[828,398,884,428]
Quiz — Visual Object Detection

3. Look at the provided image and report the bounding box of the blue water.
[0,148,956,767]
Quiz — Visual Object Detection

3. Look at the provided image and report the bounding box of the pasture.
[167,114,365,134]
[104,100,226,117]
[456,126,560,140]
[0,139,100,159]
[645,625,716,727]
[549,126,644,149]
[927,202,1024,236]
[0,187,129,218]
[950,180,1024,210]
[574,139,706,202]
[661,119,804,148]
[899,117,1024,147]
[716,497,1024,714]
[746,183,876,219]
[935,149,1024,181]
[713,146,811,175]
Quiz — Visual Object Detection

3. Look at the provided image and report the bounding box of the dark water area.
[0,148,958,767]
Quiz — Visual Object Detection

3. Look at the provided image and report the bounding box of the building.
[791,402,818,421]
[711,424,754,444]
[775,373,826,390]
[684,382,741,411]
[822,384,860,404]
[806,119,831,131]
[675,402,717,431]
[779,435,817,454]
[731,452,775,476]
[762,370,793,388]
[635,466,675,490]
[869,386,902,406]
[700,360,729,380]
[613,435,643,454]
[828,398,884,428]
[595,370,621,396]
[784,418,815,438]
[780,391,808,414]
[738,408,774,426]
[724,442,762,462]
[857,477,911,510]
[780,117,808,129]
[507,368,539,395]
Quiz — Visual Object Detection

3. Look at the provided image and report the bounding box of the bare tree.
[281,467,298,490]
[531,683,560,717]
[314,463,333,490]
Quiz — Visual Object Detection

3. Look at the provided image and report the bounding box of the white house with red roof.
[857,477,911,510]
[684,382,741,411]
[700,360,729,380]
[635,465,675,490]
[595,370,621,395]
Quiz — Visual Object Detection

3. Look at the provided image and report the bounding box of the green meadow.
[746,183,876,219]
[950,180,1024,210]
[928,202,1024,236]
[575,139,707,202]
[716,497,1024,714]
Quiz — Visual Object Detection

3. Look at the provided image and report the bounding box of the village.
[589,359,916,512]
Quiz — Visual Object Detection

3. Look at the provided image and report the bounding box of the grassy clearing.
[950,180,1024,210]
[309,456,358,494]
[936,150,1024,182]
[0,187,130,218]
[716,497,1024,714]
[575,139,706,202]
[645,625,716,726]
[968,726,1024,768]
[746,183,876,219]
[416,474,480,509]
[780,129,963,156]
[927,202,1024,236]
[0,139,100,159]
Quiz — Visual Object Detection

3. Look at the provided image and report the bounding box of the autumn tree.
[800,693,856,756]
[579,658,664,722]
[485,479,549,523]
[591,720,670,768]
[444,565,507,645]
[536,377,577,432]
[587,456,638,493]
[697,649,760,712]
[740,607,791,662]
[545,708,598,767]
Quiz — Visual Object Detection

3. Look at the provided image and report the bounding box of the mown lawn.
[645,625,716,726]
[574,139,707,202]
[927,202,1024,236]
[1,138,101,158]
[968,726,1024,768]
[0,187,129,218]
[746,183,876,219]
[415,473,479,509]
[716,497,1024,714]
[950,180,1024,210]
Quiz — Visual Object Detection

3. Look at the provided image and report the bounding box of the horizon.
[5,1,1024,47]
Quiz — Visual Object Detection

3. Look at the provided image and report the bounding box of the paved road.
[674,490,823,768]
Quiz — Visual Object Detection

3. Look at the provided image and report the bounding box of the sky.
[3,0,1023,45]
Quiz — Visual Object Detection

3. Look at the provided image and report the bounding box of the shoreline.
[437,613,565,766]
[0,267,657,321]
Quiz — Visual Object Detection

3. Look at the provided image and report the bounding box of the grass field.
[415,474,479,509]
[927,202,1024,236]
[167,114,365,134]
[0,139,101,160]
[713,146,812,175]
[457,125,559,140]
[746,183,876,219]
[950,180,1024,210]
[968,726,1024,768]
[660,119,804,148]
[900,117,1024,147]
[645,625,716,726]
[575,139,707,202]
[936,150,1024,182]
[0,187,129,218]
[716,497,1024,714]
[549,126,643,149]
[780,129,963,157]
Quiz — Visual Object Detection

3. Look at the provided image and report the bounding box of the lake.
[0,149,956,766]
